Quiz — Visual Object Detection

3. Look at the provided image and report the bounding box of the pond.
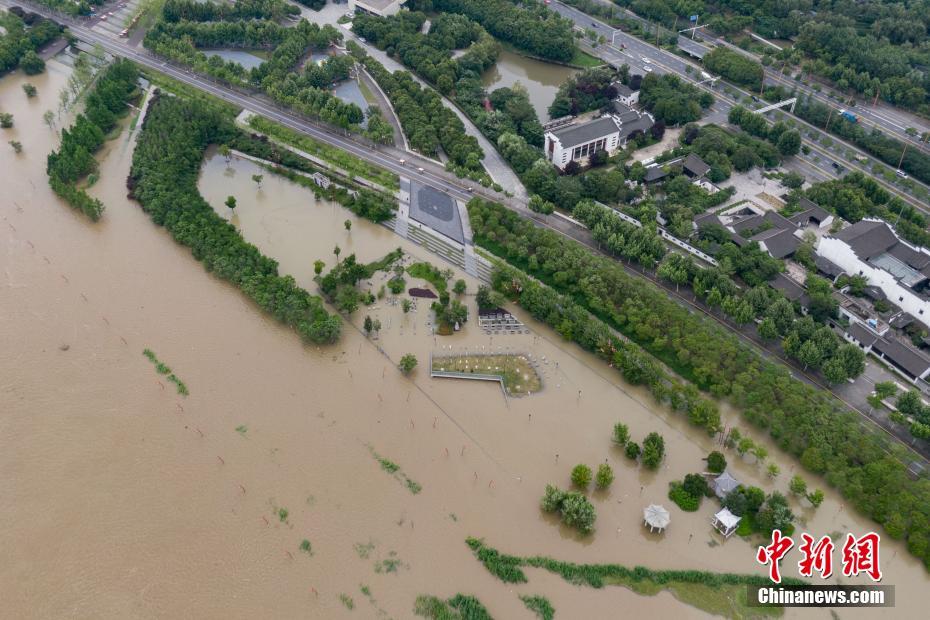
[482,48,578,121]
[202,48,267,70]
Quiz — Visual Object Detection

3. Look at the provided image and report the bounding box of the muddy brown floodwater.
[2,60,928,619]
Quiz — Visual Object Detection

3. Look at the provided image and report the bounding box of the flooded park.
[2,58,929,618]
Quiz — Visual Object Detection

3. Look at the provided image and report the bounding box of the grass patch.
[339,593,355,610]
[407,262,449,294]
[571,48,603,68]
[299,539,313,555]
[247,115,399,190]
[142,349,189,395]
[520,595,554,620]
[374,550,409,574]
[465,538,803,619]
[414,594,493,620]
[235,425,248,436]
[368,445,422,494]
[354,540,376,559]
[431,353,542,396]
[357,77,378,107]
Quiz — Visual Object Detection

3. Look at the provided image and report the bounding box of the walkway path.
[305,5,528,199]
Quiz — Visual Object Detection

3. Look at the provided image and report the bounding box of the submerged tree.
[399,353,418,375]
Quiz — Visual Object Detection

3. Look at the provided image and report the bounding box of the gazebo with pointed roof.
[713,471,740,499]
[643,504,670,533]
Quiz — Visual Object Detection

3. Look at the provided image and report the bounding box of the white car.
[643,65,653,72]
[417,167,425,173]
[642,56,650,63]
[896,169,909,179]
[100,15,107,20]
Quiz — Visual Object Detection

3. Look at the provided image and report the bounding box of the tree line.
[46,59,139,221]
[347,41,485,173]
[351,9,545,167]
[128,91,340,344]
[471,198,723,435]
[161,0,298,23]
[570,198,865,383]
[467,197,930,570]
[410,0,578,63]
[774,89,930,188]
[144,14,365,129]
[0,10,62,76]
[611,0,930,115]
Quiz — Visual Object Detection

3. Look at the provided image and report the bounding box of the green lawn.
[571,48,604,68]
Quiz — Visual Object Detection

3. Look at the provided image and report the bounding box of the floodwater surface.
[202,49,266,70]
[482,48,578,121]
[1,60,929,619]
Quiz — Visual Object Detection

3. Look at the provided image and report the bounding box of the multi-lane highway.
[571,0,930,149]
[549,1,930,214]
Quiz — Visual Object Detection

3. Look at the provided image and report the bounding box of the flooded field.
[482,48,578,121]
[2,60,929,619]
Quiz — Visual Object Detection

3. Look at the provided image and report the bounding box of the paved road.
[13,0,926,463]
[576,0,930,151]
[296,1,528,199]
[551,1,930,215]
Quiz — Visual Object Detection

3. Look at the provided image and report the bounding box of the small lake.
[202,49,267,70]
[482,48,578,121]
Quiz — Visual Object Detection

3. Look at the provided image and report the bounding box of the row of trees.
[471,199,724,435]
[614,0,930,113]
[0,10,61,76]
[727,105,802,157]
[894,390,930,441]
[356,9,550,164]
[413,0,577,63]
[161,0,297,23]
[780,90,930,187]
[129,91,340,344]
[46,59,139,221]
[348,42,484,172]
[468,197,930,568]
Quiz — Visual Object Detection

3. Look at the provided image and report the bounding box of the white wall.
[818,236,930,330]
[546,131,621,170]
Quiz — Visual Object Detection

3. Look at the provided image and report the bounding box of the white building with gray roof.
[545,116,622,170]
